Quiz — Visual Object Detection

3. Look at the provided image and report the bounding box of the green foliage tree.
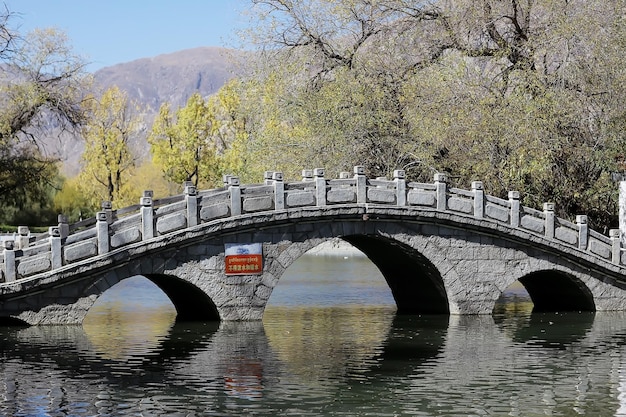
[148,92,221,188]
[0,7,89,225]
[230,0,626,230]
[77,86,140,208]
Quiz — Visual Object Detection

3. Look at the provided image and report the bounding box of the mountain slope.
[93,46,241,110]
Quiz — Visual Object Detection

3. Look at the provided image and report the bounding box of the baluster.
[509,191,520,227]
[394,170,406,206]
[472,181,484,218]
[58,214,69,239]
[434,173,447,211]
[577,215,588,250]
[544,202,555,239]
[229,176,241,215]
[273,172,285,210]
[185,183,198,228]
[3,240,15,282]
[141,190,154,240]
[314,168,326,206]
[15,226,29,250]
[101,201,113,224]
[96,211,110,254]
[354,166,366,204]
[610,229,621,264]
[49,227,62,269]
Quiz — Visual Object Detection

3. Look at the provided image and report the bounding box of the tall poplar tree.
[148,92,221,187]
[78,86,139,207]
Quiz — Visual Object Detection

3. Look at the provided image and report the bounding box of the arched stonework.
[1,207,626,325]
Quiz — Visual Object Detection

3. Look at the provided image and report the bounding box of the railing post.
[394,170,406,206]
[185,183,198,228]
[354,166,366,204]
[273,172,285,210]
[223,174,232,187]
[58,214,69,239]
[101,201,113,224]
[314,168,326,206]
[509,191,520,227]
[434,173,447,211]
[264,171,274,185]
[15,226,29,250]
[544,202,555,239]
[610,229,621,264]
[339,171,351,179]
[576,215,588,250]
[302,169,314,182]
[49,226,62,269]
[472,181,484,219]
[229,176,241,215]
[141,190,155,240]
[3,240,15,282]
[96,211,110,254]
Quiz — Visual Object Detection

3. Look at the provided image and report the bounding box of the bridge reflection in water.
[3,251,626,416]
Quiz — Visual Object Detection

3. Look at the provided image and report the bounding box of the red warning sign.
[225,243,263,275]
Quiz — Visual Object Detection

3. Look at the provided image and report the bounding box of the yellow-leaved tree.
[148,92,221,188]
[77,86,141,209]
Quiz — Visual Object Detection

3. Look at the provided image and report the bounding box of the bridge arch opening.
[85,275,220,324]
[342,235,449,314]
[144,274,221,321]
[266,239,396,308]
[515,270,595,313]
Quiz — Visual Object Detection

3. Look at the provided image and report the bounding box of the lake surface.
[2,252,626,416]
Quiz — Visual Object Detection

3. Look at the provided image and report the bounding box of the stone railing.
[0,166,623,283]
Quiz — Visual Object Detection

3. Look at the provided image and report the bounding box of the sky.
[4,0,252,72]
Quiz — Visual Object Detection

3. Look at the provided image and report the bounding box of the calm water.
[2,253,626,416]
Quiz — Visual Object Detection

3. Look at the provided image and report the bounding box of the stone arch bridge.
[2,167,626,325]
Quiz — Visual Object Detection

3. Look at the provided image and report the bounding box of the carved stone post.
[472,181,484,219]
[394,170,406,206]
[434,173,447,211]
[185,185,199,227]
[544,202,555,239]
[264,171,274,185]
[101,201,113,224]
[509,191,520,228]
[302,169,314,182]
[3,240,15,282]
[141,190,155,241]
[15,226,29,250]
[576,215,588,250]
[354,166,366,204]
[185,184,198,228]
[49,226,62,269]
[273,172,285,210]
[96,211,110,254]
[229,176,242,215]
[314,168,326,206]
[610,229,621,264]
[58,214,70,239]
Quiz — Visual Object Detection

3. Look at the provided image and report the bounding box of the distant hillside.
[55,47,241,175]
[93,46,241,110]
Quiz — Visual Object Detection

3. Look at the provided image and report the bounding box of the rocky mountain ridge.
[56,46,241,175]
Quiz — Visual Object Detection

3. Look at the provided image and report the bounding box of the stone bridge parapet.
[1,167,623,284]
